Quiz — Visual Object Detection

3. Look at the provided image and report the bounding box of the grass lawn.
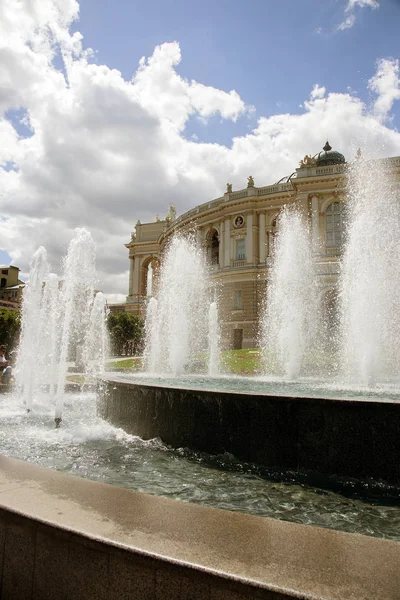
[105,357,143,370]
[66,375,86,384]
[67,347,338,380]
[220,348,262,375]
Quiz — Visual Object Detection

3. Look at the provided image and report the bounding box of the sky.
[1,0,400,301]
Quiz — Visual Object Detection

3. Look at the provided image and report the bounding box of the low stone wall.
[98,378,400,490]
[0,455,400,600]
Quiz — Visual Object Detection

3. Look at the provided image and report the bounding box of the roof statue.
[299,155,317,168]
[154,214,160,222]
[247,176,255,188]
[167,203,176,221]
[226,183,233,193]
[355,148,362,160]
[135,219,141,226]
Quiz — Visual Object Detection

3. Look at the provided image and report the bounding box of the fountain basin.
[98,375,400,493]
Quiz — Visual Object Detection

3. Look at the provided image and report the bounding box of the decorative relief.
[233,214,245,229]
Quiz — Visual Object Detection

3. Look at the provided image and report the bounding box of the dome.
[315,141,345,167]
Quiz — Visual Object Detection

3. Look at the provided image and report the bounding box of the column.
[259,213,266,263]
[253,214,259,264]
[133,256,141,296]
[246,213,253,264]
[311,195,320,251]
[266,229,273,257]
[218,221,224,267]
[224,218,231,267]
[128,257,134,296]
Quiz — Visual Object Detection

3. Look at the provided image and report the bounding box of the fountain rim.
[99,375,400,405]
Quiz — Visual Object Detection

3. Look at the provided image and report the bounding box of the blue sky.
[74,0,400,145]
[1,0,400,296]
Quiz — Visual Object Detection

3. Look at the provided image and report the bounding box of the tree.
[0,309,21,356]
[107,312,144,356]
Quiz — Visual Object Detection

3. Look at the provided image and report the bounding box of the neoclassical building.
[116,143,400,349]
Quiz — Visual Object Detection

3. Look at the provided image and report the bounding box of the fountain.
[15,228,108,426]
[2,153,400,552]
[143,236,220,376]
[260,206,317,379]
[98,153,400,498]
[208,301,220,376]
[340,157,400,385]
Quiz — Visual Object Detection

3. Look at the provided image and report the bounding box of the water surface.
[0,391,399,541]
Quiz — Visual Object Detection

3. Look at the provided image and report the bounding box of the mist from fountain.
[144,297,161,373]
[340,157,400,385]
[260,206,317,379]
[208,301,220,376]
[143,236,219,376]
[16,228,108,423]
[17,247,50,410]
[83,291,109,378]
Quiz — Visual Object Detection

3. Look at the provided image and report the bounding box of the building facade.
[0,265,24,310]
[120,144,400,349]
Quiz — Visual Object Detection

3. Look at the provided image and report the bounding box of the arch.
[140,255,160,297]
[266,210,280,227]
[320,195,343,214]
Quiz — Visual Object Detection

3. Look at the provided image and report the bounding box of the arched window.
[325,202,344,248]
[207,230,219,265]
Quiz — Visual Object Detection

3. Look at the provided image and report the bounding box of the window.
[234,290,243,310]
[1,270,8,275]
[0,278,6,288]
[235,239,245,260]
[325,202,344,248]
[210,231,219,265]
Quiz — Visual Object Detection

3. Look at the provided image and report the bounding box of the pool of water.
[109,371,400,402]
[1,391,399,541]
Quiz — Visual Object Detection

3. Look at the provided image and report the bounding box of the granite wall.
[98,378,400,490]
[0,508,291,600]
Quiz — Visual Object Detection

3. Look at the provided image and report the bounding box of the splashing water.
[144,297,161,373]
[208,301,220,376]
[340,158,400,385]
[83,291,110,378]
[15,228,109,423]
[144,236,219,376]
[261,207,317,379]
[17,247,50,410]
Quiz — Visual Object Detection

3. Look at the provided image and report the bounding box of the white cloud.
[338,0,379,30]
[0,0,399,301]
[310,85,326,100]
[369,58,400,121]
